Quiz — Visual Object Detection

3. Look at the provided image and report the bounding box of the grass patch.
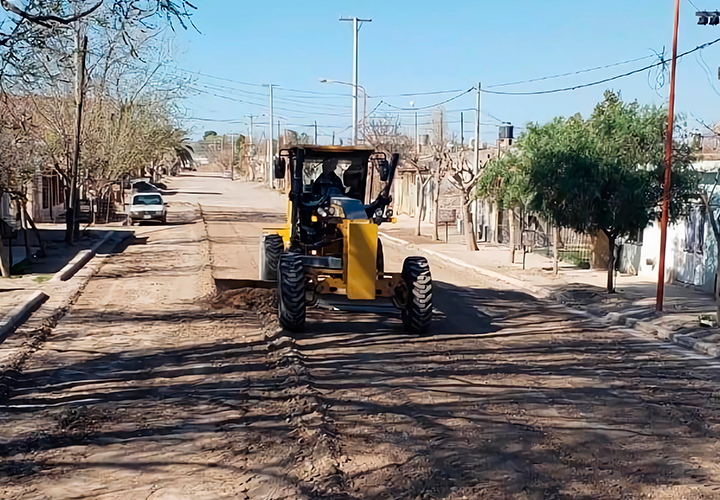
[33,275,53,284]
[560,250,590,268]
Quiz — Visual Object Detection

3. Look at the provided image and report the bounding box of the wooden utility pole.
[314,121,318,145]
[66,31,87,244]
[656,0,681,311]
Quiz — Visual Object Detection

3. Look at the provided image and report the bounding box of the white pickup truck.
[128,193,167,225]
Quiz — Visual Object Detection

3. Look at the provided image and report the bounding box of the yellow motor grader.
[260,146,432,334]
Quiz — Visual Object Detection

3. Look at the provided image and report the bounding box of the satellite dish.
[409,101,415,107]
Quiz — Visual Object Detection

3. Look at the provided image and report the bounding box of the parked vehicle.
[128,193,167,225]
[130,180,161,193]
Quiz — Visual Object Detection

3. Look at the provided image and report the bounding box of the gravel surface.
[1,173,720,499]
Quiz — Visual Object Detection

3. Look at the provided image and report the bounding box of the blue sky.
[173,0,720,143]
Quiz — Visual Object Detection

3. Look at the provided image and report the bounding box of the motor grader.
[259,145,432,334]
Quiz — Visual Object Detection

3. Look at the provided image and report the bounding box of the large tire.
[260,234,284,281]
[377,238,385,275]
[400,256,433,334]
[278,253,306,332]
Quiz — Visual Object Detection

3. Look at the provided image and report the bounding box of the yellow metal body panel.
[341,220,378,300]
[262,226,291,246]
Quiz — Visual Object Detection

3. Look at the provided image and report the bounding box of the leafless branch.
[0,0,104,28]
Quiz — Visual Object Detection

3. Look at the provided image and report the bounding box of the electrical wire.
[378,89,474,111]
[481,36,720,96]
[486,53,656,89]
[371,88,466,98]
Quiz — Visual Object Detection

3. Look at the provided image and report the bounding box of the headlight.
[330,204,344,218]
[317,207,327,218]
[374,208,384,218]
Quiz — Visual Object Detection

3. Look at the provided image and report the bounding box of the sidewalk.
[381,214,720,356]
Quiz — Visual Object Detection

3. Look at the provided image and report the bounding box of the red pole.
[656,0,681,312]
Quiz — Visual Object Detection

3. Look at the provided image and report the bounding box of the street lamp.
[338,16,371,146]
[320,78,367,143]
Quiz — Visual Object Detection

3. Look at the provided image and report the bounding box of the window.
[133,194,163,206]
[684,208,705,255]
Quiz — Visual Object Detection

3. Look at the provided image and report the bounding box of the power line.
[481,36,720,96]
[379,88,474,111]
[372,88,465,98]
[486,53,656,89]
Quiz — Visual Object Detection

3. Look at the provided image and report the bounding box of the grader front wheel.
[259,234,284,281]
[278,253,306,332]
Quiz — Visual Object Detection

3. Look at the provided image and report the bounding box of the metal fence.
[532,222,592,268]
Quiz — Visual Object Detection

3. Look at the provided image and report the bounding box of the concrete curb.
[379,232,553,300]
[51,230,131,283]
[0,290,48,343]
[381,231,720,358]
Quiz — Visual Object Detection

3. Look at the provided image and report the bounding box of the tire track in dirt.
[200,200,350,498]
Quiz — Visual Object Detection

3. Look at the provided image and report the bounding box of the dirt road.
[2,172,720,499]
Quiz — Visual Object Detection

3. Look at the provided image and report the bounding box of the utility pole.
[474,82,481,175]
[473,82,482,246]
[332,131,335,145]
[66,31,87,244]
[460,112,464,148]
[314,121,318,145]
[340,16,371,146]
[245,114,257,144]
[263,84,276,187]
[229,133,236,181]
[656,0,681,311]
[411,102,418,154]
[277,120,281,149]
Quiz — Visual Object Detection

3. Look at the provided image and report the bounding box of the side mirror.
[378,160,390,182]
[273,157,286,179]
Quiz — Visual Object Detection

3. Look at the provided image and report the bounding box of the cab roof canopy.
[282,145,376,160]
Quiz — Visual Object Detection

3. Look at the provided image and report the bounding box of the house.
[617,156,720,291]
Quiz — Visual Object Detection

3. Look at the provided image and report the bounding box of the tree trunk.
[606,231,616,293]
[432,173,440,241]
[553,224,559,275]
[21,208,45,258]
[716,251,720,325]
[508,207,516,263]
[415,175,423,237]
[464,195,478,251]
[18,201,32,263]
[0,235,9,278]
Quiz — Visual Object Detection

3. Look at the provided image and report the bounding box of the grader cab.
[260,146,432,334]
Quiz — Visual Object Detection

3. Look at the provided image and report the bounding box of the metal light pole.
[321,78,368,143]
[656,0,681,312]
[340,16,371,145]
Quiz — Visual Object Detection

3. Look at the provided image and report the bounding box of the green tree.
[524,91,698,292]
[478,150,532,262]
[203,130,218,140]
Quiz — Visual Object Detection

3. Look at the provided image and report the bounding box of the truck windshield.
[133,194,162,206]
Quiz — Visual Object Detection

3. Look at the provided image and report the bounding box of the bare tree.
[445,151,480,251]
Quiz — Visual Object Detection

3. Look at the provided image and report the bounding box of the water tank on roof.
[499,124,514,140]
[419,134,429,146]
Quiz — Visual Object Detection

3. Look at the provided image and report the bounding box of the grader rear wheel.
[398,256,433,335]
